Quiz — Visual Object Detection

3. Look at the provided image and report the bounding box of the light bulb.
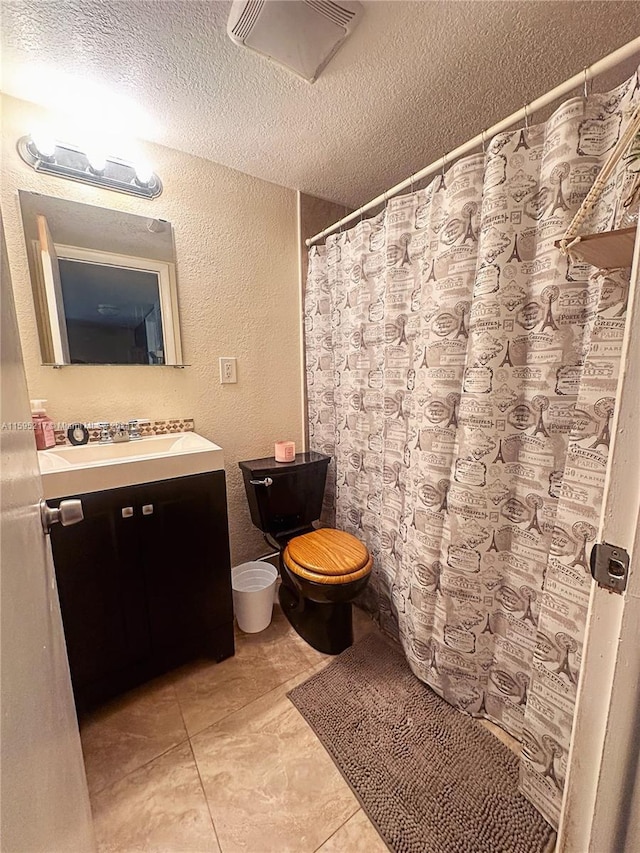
[30,132,56,159]
[86,149,107,174]
[134,161,154,186]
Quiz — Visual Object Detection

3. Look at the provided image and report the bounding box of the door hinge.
[590,542,630,594]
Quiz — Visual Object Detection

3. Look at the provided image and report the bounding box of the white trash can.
[231,561,279,633]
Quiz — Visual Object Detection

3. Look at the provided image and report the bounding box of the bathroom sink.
[39,432,224,498]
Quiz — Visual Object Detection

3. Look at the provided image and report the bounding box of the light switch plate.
[219,357,237,384]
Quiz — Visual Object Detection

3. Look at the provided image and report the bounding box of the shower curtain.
[305,67,639,827]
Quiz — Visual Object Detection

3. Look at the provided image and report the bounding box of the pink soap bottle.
[31,399,56,450]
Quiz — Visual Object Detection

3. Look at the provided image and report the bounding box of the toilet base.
[278,583,353,655]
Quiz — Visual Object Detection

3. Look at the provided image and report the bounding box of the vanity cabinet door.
[138,471,234,667]
[49,472,234,711]
[50,488,151,706]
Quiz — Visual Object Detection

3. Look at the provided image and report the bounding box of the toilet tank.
[239,451,330,536]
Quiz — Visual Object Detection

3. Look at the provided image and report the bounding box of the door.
[0,214,95,851]
[140,472,234,663]
[557,221,640,851]
[50,486,151,709]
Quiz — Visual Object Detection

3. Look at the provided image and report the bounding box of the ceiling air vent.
[227,0,364,83]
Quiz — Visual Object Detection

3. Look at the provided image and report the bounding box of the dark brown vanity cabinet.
[49,471,234,711]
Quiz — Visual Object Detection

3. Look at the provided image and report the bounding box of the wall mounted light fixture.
[17,135,162,199]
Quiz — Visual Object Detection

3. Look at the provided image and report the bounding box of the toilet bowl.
[239,452,372,654]
[280,527,372,653]
[283,528,372,600]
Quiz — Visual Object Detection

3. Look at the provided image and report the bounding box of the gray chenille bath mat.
[288,632,553,853]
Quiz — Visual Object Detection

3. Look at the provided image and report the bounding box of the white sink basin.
[39,432,224,498]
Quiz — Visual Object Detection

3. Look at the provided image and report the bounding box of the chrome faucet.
[96,420,147,443]
[127,420,144,440]
[97,422,112,444]
[111,423,130,443]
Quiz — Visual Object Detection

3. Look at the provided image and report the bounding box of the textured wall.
[1,94,302,564]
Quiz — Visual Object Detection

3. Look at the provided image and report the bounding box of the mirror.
[19,192,183,365]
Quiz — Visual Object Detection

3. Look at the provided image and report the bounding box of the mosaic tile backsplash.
[53,418,195,446]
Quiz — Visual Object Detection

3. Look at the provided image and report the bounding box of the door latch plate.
[590,542,630,594]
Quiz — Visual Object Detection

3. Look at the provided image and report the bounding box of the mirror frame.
[19,191,184,366]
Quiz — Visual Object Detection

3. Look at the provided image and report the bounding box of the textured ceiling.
[2,1,639,208]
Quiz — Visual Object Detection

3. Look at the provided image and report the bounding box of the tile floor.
[80,605,520,853]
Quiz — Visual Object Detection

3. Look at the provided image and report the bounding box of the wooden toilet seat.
[283,528,372,585]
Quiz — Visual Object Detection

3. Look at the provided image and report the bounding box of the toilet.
[239,451,372,654]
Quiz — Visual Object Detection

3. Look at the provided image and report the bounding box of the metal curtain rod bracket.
[306,36,640,246]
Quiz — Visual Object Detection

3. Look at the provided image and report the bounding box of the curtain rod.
[306,36,640,247]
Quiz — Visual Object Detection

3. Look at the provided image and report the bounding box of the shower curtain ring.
[441,155,446,177]
[583,66,590,99]
[481,129,486,154]
[524,103,529,130]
